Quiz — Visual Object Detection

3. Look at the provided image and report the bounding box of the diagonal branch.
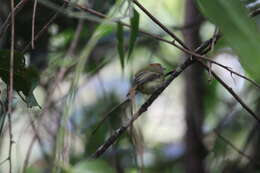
[199,61,260,123]
[90,0,260,154]
[131,0,259,124]
[22,2,68,53]
[91,59,194,159]
[63,0,260,89]
[132,0,189,50]
[91,37,217,159]
[18,0,258,129]
[131,0,260,124]
[214,130,260,168]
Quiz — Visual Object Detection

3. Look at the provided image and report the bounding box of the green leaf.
[128,9,139,60]
[116,22,125,69]
[21,66,41,108]
[0,50,40,108]
[12,66,40,108]
[197,0,260,81]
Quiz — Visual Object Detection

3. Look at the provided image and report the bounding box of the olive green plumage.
[132,63,165,94]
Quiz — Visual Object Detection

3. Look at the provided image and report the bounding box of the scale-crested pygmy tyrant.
[92,63,166,134]
[128,63,165,96]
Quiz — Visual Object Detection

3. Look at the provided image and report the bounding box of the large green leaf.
[197,0,260,81]
[128,9,140,60]
[116,22,125,69]
[0,50,40,108]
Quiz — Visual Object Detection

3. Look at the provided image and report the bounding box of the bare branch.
[7,0,16,172]
[62,0,260,89]
[31,0,38,49]
[214,130,260,168]
[22,2,68,53]
[132,0,189,50]
[199,61,260,123]
[91,36,217,159]
[0,0,29,38]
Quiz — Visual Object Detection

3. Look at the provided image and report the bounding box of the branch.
[199,61,260,123]
[0,0,29,38]
[214,130,260,168]
[132,0,189,50]
[7,0,16,172]
[31,0,38,49]
[29,0,259,130]
[130,0,260,123]
[22,2,68,53]
[63,0,175,46]
[250,8,260,17]
[91,60,193,159]
[91,36,217,159]
[90,2,260,155]
[63,0,260,90]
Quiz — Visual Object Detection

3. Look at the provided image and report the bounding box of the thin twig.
[199,61,260,123]
[197,55,260,89]
[235,123,258,165]
[63,0,174,45]
[31,0,38,49]
[22,2,68,53]
[214,130,260,168]
[20,2,73,168]
[91,99,130,135]
[206,103,260,166]
[0,0,29,38]
[130,1,260,91]
[167,39,260,89]
[7,0,16,172]
[0,158,9,166]
[66,19,84,57]
[28,115,51,164]
[36,0,259,127]
[12,0,258,162]
[91,19,258,157]
[63,0,260,89]
[90,36,216,158]
[132,0,259,122]
[91,59,193,158]
[132,0,189,50]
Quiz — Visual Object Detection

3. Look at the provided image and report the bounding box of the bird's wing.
[134,71,161,86]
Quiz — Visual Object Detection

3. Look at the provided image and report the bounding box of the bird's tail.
[91,98,131,135]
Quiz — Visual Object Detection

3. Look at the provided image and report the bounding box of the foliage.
[0,50,40,107]
[197,0,260,81]
[0,0,260,173]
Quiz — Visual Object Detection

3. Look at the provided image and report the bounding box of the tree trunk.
[182,0,207,173]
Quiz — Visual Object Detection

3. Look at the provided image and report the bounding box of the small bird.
[129,63,165,95]
[92,63,165,134]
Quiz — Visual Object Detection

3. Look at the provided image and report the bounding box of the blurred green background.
[0,0,260,172]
